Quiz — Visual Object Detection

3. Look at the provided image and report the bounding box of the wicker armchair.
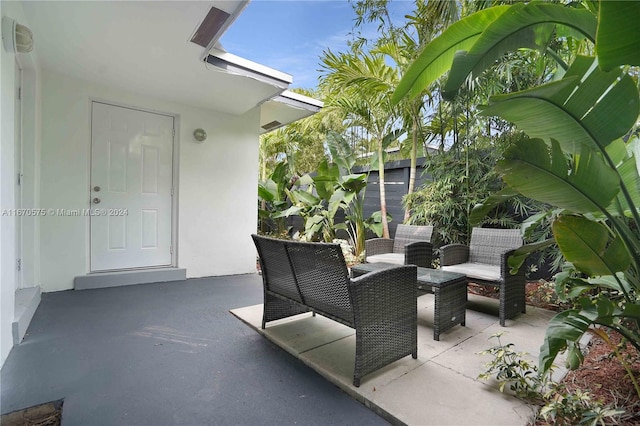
[440,227,525,326]
[365,224,434,268]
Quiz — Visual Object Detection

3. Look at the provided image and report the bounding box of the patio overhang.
[259,90,324,134]
[19,1,320,118]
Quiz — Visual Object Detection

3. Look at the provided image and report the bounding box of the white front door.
[90,102,174,272]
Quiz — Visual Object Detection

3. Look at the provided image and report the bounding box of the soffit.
[21,1,286,115]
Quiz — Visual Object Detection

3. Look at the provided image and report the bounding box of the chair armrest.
[350,265,417,325]
[404,241,433,268]
[440,244,469,266]
[365,238,394,257]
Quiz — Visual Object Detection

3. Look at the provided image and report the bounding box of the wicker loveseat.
[440,227,525,326]
[252,234,418,387]
[365,224,434,268]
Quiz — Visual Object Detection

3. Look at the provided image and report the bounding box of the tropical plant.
[479,333,625,425]
[404,144,503,245]
[258,161,296,236]
[393,0,640,386]
[259,88,333,177]
[320,47,405,238]
[282,132,385,257]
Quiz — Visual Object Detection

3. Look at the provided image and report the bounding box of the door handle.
[93,186,101,192]
[93,197,101,204]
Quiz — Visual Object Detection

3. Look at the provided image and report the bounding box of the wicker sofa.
[440,227,525,326]
[252,234,418,387]
[365,224,434,268]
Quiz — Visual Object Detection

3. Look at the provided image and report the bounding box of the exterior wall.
[1,0,40,366]
[39,69,259,292]
[0,10,17,365]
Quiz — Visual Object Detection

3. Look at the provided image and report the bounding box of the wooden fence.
[350,157,430,237]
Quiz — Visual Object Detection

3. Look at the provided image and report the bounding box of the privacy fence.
[349,158,430,237]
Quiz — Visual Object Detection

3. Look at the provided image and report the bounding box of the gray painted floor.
[1,275,388,425]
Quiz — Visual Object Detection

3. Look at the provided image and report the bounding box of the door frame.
[14,60,23,289]
[87,98,180,272]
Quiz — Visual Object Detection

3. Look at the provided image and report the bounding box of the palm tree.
[320,49,401,238]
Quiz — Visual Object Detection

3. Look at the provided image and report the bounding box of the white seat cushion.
[441,263,501,282]
[365,253,404,265]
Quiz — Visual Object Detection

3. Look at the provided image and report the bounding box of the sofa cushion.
[366,253,405,265]
[441,262,501,282]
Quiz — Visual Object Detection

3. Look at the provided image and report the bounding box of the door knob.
[93,186,101,192]
[93,197,101,204]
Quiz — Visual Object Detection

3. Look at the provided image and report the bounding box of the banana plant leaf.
[496,139,619,214]
[272,205,303,219]
[391,6,511,104]
[507,238,555,274]
[606,138,640,218]
[552,215,630,277]
[540,296,640,372]
[480,56,640,154]
[444,3,596,99]
[326,131,357,173]
[338,174,367,193]
[588,273,634,295]
[469,187,519,226]
[288,189,320,207]
[539,308,592,372]
[596,1,640,71]
[258,180,277,202]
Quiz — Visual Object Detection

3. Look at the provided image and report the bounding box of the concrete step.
[13,286,41,344]
[74,268,186,290]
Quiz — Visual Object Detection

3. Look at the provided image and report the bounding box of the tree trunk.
[403,119,418,223]
[260,153,267,233]
[378,139,390,238]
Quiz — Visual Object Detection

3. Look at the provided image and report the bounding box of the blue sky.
[220,0,414,89]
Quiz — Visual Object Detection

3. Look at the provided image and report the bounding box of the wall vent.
[190,7,230,48]
[261,120,282,131]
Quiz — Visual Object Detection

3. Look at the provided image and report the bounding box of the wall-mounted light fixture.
[2,17,34,53]
[193,128,207,143]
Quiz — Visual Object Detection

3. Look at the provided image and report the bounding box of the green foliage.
[596,1,640,71]
[258,161,296,235]
[404,135,542,247]
[479,333,625,425]
[404,146,506,246]
[281,133,385,257]
[395,0,640,383]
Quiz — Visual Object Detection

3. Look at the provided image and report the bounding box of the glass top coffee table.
[350,263,467,341]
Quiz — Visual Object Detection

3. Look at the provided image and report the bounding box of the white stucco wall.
[0,12,17,366]
[39,69,259,292]
[1,0,39,366]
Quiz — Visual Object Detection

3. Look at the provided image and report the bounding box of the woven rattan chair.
[252,234,418,387]
[365,224,433,268]
[440,227,525,326]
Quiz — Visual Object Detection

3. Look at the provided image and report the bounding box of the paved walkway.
[232,292,563,425]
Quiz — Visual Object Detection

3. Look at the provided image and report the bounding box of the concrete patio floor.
[231,291,564,426]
